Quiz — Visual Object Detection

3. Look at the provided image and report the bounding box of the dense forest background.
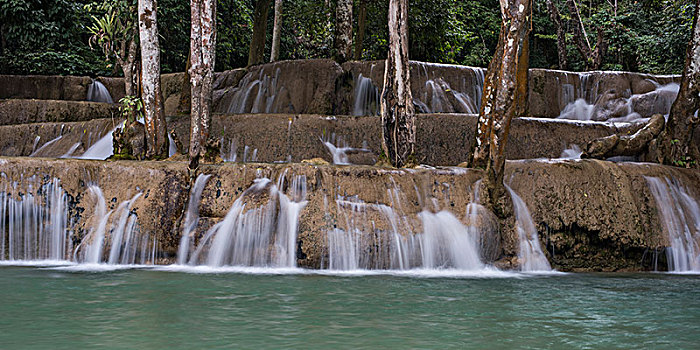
[0,0,695,76]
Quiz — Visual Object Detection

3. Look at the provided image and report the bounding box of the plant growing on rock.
[85,0,140,96]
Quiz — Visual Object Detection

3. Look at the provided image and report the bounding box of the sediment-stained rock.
[0,157,696,271]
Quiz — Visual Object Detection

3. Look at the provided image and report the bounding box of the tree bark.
[381,0,414,168]
[189,0,217,171]
[469,0,532,217]
[248,0,271,66]
[138,0,168,159]
[354,0,367,61]
[546,0,567,70]
[270,0,283,62]
[566,0,605,70]
[334,0,353,63]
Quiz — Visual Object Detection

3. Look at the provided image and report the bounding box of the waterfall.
[107,193,142,264]
[226,68,283,114]
[187,172,308,267]
[320,133,370,165]
[645,177,700,272]
[75,185,158,265]
[556,81,679,122]
[0,178,70,261]
[79,125,119,160]
[506,186,552,272]
[87,80,114,104]
[82,186,111,264]
[168,133,177,157]
[30,125,65,157]
[352,73,379,116]
[177,174,212,265]
[326,186,484,271]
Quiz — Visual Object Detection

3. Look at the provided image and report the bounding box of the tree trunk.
[270,0,283,62]
[546,0,567,70]
[381,0,414,167]
[248,0,271,66]
[188,0,217,171]
[354,0,367,61]
[469,0,532,217]
[334,0,353,63]
[138,0,168,159]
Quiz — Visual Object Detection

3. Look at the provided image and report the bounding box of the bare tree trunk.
[138,0,168,159]
[270,0,283,62]
[546,0,567,70]
[248,0,271,66]
[116,37,139,97]
[354,0,367,61]
[381,0,414,167]
[189,0,217,171]
[334,0,353,63]
[567,0,605,70]
[469,0,532,217]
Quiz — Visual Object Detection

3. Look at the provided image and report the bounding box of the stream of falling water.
[646,177,700,272]
[506,186,552,272]
[0,178,158,265]
[184,170,307,267]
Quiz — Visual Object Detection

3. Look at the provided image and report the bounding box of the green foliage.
[0,0,694,76]
[0,0,107,75]
[532,0,695,73]
[84,0,137,62]
[119,95,143,123]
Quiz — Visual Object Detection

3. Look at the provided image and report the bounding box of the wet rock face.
[1,158,697,271]
[0,99,118,125]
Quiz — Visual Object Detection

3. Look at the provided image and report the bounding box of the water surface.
[0,265,698,349]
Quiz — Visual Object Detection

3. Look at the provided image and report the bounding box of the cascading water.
[412,65,484,114]
[186,171,307,267]
[325,184,485,271]
[177,174,212,265]
[506,186,552,272]
[226,68,284,114]
[352,73,379,116]
[556,79,679,122]
[320,133,370,165]
[645,177,700,272]
[30,125,65,157]
[87,80,114,103]
[78,125,119,160]
[0,178,70,261]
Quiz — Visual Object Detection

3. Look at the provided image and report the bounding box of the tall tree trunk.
[567,0,605,70]
[248,0,271,66]
[270,0,283,62]
[469,0,532,217]
[546,0,567,70]
[334,0,353,63]
[354,0,367,61]
[138,0,168,159]
[116,36,139,97]
[381,0,414,168]
[650,0,700,167]
[189,0,217,171]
